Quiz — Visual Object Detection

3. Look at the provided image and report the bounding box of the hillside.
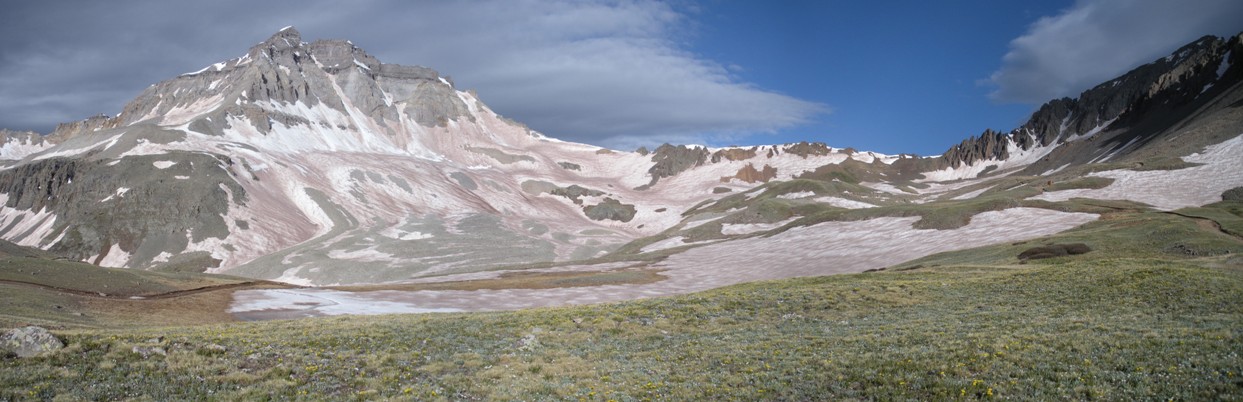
[2,24,1243,401]
[4,201,1242,398]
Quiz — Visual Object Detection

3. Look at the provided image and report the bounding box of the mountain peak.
[250,26,304,58]
[269,25,300,44]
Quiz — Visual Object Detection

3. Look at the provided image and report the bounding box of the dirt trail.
[1164,211,1243,243]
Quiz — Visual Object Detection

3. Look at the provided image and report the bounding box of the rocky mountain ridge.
[0,28,1240,286]
[940,33,1242,170]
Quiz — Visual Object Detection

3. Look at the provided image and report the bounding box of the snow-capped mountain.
[1,28,1241,288]
[0,28,908,285]
[928,34,1243,180]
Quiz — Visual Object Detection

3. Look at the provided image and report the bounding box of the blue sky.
[687,1,1072,154]
[1,0,1241,155]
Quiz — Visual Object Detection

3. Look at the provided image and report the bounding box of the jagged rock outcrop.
[783,142,833,158]
[940,129,1012,168]
[723,163,778,183]
[710,147,757,162]
[550,185,606,205]
[937,33,1243,170]
[5,27,1236,286]
[111,26,471,140]
[583,198,636,222]
[0,152,244,269]
[643,144,710,188]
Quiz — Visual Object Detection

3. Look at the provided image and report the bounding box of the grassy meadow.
[2,201,1242,400]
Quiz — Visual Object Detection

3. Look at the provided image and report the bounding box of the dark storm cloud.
[0,0,825,149]
[986,0,1243,104]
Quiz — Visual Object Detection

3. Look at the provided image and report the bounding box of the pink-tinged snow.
[9,53,987,275]
[951,187,991,200]
[159,94,225,126]
[27,135,118,161]
[919,140,1058,182]
[1041,163,1072,176]
[861,182,909,194]
[230,207,1097,317]
[1030,134,1243,210]
[640,236,692,253]
[720,217,799,235]
[0,137,53,160]
[848,151,901,164]
[812,196,876,209]
[379,227,433,241]
[0,195,60,248]
[232,289,465,317]
[97,244,130,268]
[777,191,816,200]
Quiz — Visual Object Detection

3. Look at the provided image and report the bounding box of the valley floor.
[3,195,1242,400]
[3,258,1242,400]
[230,208,1096,319]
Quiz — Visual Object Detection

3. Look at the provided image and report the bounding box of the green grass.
[896,206,1243,271]
[4,258,1242,400]
[4,193,1243,399]
[0,256,246,297]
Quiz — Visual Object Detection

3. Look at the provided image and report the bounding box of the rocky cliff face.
[0,130,54,161]
[0,27,903,284]
[0,152,244,269]
[4,27,1237,285]
[937,33,1243,170]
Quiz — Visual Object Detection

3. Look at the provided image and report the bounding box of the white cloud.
[986,0,1243,103]
[0,0,826,148]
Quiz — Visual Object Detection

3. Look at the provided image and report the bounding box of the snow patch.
[230,289,465,316]
[1031,134,1243,210]
[99,187,130,202]
[151,252,174,264]
[812,197,876,209]
[641,236,692,253]
[152,161,176,169]
[1042,163,1071,176]
[776,191,816,200]
[720,217,799,235]
[98,243,130,268]
[951,187,990,200]
[327,247,394,262]
[1217,50,1232,79]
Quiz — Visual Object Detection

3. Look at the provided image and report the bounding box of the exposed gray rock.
[1222,187,1243,201]
[466,146,536,164]
[0,152,245,269]
[1,326,63,358]
[557,161,582,171]
[583,198,636,222]
[936,33,1243,170]
[940,129,1012,169]
[449,172,478,190]
[781,142,831,158]
[1018,243,1092,261]
[711,147,758,162]
[47,115,116,142]
[549,185,605,205]
[644,144,710,187]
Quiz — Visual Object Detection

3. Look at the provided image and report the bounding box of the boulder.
[1018,243,1092,261]
[1222,186,1243,201]
[1,326,64,358]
